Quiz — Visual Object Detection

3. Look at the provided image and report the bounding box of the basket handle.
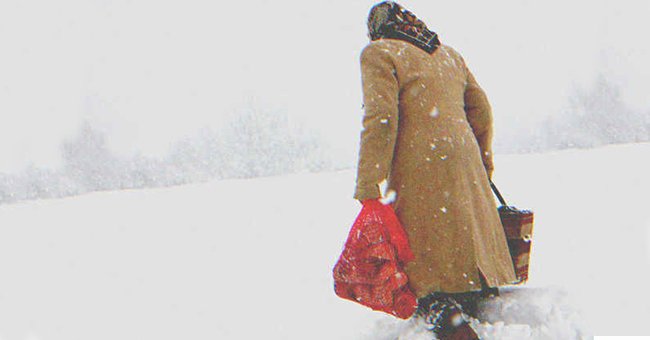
[489,179,508,207]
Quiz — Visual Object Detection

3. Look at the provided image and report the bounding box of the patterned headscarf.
[367,1,441,54]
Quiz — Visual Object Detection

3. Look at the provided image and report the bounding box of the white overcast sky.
[1,0,649,172]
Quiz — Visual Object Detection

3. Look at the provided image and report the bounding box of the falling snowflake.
[440,207,447,213]
[430,107,439,117]
[440,155,448,160]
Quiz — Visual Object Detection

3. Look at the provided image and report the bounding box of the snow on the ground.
[366,287,590,340]
[0,142,649,339]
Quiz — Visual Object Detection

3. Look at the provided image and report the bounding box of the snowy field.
[0,142,649,340]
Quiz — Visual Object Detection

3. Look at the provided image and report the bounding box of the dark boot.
[454,286,497,320]
[452,293,481,320]
[421,295,480,340]
[415,293,437,317]
[438,321,481,340]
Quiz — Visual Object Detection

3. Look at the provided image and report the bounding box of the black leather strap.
[489,179,507,206]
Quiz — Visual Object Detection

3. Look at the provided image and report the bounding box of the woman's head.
[366,1,441,53]
[367,2,426,40]
[367,1,395,41]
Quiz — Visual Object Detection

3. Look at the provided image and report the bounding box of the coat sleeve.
[353,44,400,201]
[463,64,495,180]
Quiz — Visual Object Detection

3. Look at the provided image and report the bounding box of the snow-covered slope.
[0,142,649,339]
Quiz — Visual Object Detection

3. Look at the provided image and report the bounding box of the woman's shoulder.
[438,44,468,70]
[438,44,464,60]
[359,40,404,67]
[361,39,403,56]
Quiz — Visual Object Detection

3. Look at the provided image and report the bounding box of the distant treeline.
[0,107,334,205]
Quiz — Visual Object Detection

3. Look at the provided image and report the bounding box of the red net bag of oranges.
[333,199,417,319]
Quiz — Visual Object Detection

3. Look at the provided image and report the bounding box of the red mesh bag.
[333,199,418,319]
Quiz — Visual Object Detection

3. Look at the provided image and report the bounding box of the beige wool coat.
[353,39,517,297]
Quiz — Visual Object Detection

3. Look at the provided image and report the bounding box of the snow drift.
[0,142,649,339]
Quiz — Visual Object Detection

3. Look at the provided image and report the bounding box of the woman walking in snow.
[354,2,518,338]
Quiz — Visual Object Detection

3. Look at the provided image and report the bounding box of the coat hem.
[413,265,512,298]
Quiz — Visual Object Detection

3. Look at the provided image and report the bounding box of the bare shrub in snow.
[548,75,650,148]
[496,74,650,153]
[62,122,122,191]
[220,106,331,178]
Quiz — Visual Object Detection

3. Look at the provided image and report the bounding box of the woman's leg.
[415,292,438,317]
[451,291,481,319]
[449,272,501,320]
[415,292,480,339]
[416,291,481,319]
